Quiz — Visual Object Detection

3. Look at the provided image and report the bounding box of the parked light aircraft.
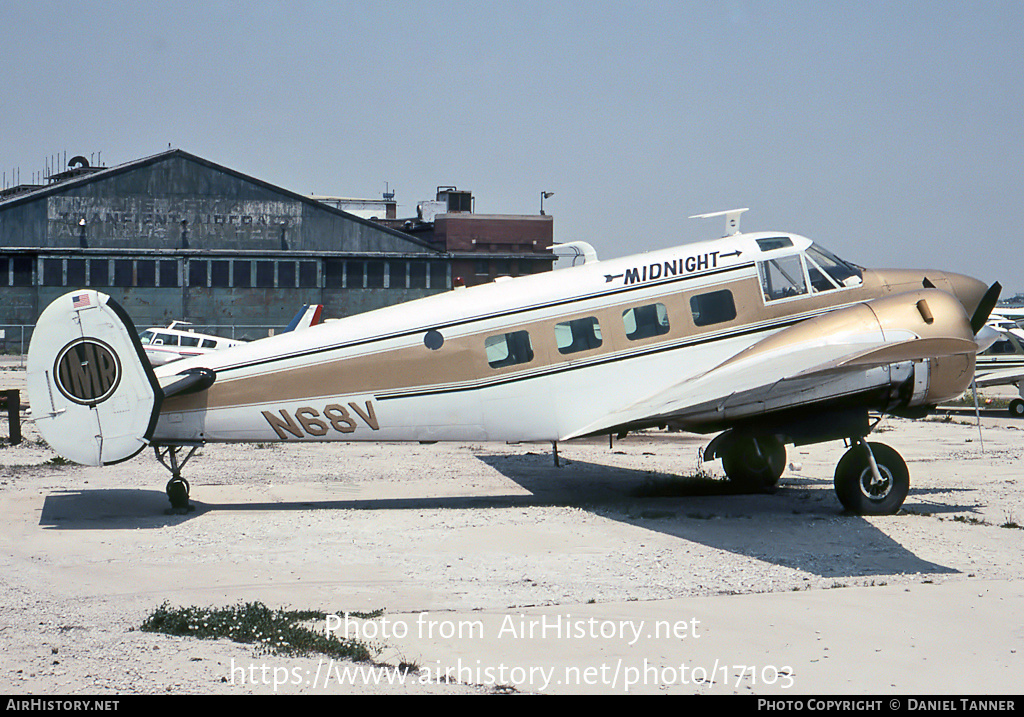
[973,319,1024,417]
[138,304,325,366]
[26,210,1000,516]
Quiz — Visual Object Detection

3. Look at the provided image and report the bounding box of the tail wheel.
[721,434,786,491]
[834,441,909,515]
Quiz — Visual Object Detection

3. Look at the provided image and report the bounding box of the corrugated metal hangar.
[0,149,554,338]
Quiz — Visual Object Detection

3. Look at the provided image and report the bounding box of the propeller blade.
[971,281,1002,335]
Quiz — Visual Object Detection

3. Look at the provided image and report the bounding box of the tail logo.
[54,338,122,405]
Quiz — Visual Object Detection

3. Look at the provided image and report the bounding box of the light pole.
[540,191,554,215]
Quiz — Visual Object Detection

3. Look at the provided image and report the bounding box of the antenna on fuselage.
[689,208,749,237]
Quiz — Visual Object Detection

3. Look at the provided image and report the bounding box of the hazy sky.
[3,1,1022,291]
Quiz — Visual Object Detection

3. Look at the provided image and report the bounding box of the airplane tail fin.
[26,291,162,466]
[283,304,324,333]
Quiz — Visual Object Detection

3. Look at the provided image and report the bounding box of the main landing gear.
[833,439,909,515]
[155,445,200,514]
[712,427,910,515]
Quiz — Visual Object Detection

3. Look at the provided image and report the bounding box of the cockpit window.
[139,330,155,345]
[755,237,794,252]
[759,255,808,301]
[805,244,862,290]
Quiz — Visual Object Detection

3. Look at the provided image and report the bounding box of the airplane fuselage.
[150,232,987,447]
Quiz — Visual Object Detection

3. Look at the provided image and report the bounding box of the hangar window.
[366,261,384,288]
[299,261,319,288]
[89,259,110,287]
[256,261,275,288]
[159,260,178,288]
[12,257,33,287]
[346,262,364,289]
[42,259,63,286]
[431,262,448,289]
[233,260,252,288]
[278,261,297,288]
[485,330,534,369]
[189,260,207,288]
[409,262,427,289]
[325,259,345,289]
[387,261,406,289]
[113,259,134,287]
[210,260,230,288]
[0,257,7,285]
[690,289,737,326]
[623,303,670,341]
[67,259,86,287]
[136,260,156,287]
[555,317,603,354]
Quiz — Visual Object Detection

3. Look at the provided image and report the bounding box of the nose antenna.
[689,208,749,237]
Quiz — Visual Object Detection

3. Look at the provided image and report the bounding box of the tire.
[1009,399,1024,418]
[721,434,786,491]
[834,442,909,515]
[166,477,191,511]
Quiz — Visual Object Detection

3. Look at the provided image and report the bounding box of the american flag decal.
[71,293,91,309]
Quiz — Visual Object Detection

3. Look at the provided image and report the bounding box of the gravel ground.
[1,361,1022,694]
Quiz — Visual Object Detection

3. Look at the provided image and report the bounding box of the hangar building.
[0,150,554,341]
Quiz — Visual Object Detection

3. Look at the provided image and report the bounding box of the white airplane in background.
[973,315,1024,417]
[26,209,1000,517]
[138,304,325,366]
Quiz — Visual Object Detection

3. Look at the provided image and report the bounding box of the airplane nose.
[943,273,991,321]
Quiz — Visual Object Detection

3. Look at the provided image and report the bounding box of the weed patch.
[140,601,374,661]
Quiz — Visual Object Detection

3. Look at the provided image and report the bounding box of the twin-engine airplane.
[26,209,1000,516]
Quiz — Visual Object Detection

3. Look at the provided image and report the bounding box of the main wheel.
[834,442,908,515]
[721,434,786,491]
[1009,399,1024,418]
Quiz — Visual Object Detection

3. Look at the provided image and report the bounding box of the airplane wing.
[561,290,980,440]
[974,367,1024,388]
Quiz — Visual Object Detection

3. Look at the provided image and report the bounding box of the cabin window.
[690,290,737,327]
[154,333,178,346]
[555,317,603,354]
[623,303,670,341]
[759,255,808,301]
[985,339,1018,355]
[201,339,218,349]
[485,330,534,368]
[179,335,201,347]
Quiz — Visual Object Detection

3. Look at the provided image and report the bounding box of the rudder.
[27,291,162,465]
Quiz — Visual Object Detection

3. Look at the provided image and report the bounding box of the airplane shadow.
[38,451,972,580]
[474,452,964,580]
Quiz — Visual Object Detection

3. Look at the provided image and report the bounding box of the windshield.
[806,244,862,289]
[139,330,155,345]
